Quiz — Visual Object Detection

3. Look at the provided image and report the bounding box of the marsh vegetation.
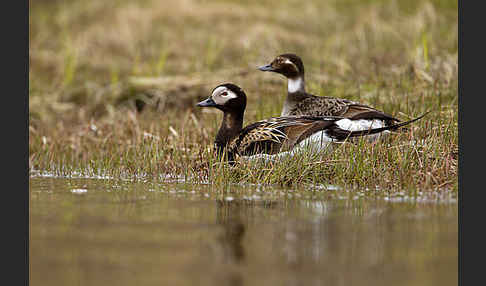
[29,0,458,191]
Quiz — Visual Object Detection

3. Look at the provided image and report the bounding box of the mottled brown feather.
[287,95,355,117]
[221,112,427,161]
[285,93,400,125]
[226,116,345,158]
[342,104,398,122]
[226,117,317,156]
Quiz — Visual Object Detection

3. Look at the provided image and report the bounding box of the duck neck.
[215,110,244,153]
[287,75,305,94]
[282,76,307,116]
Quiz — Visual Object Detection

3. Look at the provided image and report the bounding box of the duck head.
[197,83,247,114]
[259,54,306,93]
[197,83,247,160]
[258,53,305,78]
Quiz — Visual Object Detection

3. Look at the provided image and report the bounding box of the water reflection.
[212,199,283,286]
[30,177,458,286]
[215,199,246,263]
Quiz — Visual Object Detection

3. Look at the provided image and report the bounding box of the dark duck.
[258,53,405,140]
[197,83,427,162]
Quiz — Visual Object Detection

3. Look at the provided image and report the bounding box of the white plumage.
[288,77,305,93]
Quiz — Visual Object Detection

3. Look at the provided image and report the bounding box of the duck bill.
[196,97,217,107]
[258,64,275,72]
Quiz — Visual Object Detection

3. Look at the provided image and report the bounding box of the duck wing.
[226,111,428,159]
[290,95,354,117]
[324,111,430,140]
[228,116,340,156]
[341,104,400,124]
[291,94,400,125]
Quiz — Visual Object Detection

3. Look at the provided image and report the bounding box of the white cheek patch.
[288,77,304,93]
[211,86,227,98]
[213,95,228,105]
[225,90,238,99]
[211,87,238,105]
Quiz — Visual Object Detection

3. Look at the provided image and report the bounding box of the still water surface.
[30,176,457,286]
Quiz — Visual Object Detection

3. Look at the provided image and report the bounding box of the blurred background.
[29,0,457,125]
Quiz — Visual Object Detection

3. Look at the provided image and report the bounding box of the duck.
[196,83,427,162]
[258,53,401,136]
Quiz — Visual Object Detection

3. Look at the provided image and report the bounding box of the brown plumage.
[197,83,427,162]
[259,53,400,126]
[228,117,334,156]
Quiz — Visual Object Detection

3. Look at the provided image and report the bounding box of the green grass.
[29,0,458,191]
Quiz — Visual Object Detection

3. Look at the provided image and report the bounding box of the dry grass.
[29,0,458,191]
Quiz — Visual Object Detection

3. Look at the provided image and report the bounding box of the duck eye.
[221,92,228,96]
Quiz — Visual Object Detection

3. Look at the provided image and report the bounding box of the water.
[30,176,457,286]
